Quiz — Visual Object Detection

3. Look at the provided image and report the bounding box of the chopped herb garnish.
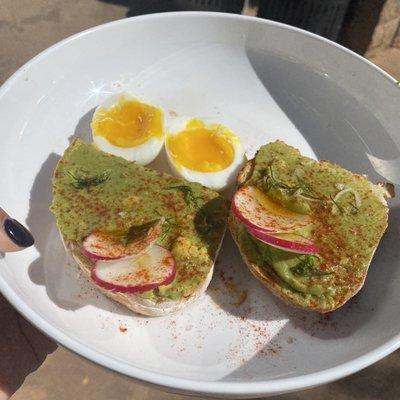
[167,185,200,209]
[291,255,316,277]
[154,210,177,241]
[262,164,290,192]
[261,164,360,217]
[160,216,177,241]
[97,219,160,246]
[292,255,330,277]
[396,81,400,85]
[261,164,323,201]
[97,219,161,246]
[348,202,359,215]
[68,170,110,189]
[329,194,345,215]
[124,219,160,245]
[330,194,359,215]
[295,178,324,201]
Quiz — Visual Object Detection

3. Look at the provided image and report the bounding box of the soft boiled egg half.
[91,93,164,165]
[165,118,245,191]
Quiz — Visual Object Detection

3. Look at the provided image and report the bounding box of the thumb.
[0,208,34,253]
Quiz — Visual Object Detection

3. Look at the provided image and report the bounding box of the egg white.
[91,92,165,165]
[165,117,246,191]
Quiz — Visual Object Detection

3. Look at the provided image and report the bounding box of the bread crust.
[230,157,386,313]
[52,145,223,317]
[237,159,254,187]
[229,216,374,313]
[61,233,214,316]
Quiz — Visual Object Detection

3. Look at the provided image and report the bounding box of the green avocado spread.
[231,141,389,311]
[51,139,228,301]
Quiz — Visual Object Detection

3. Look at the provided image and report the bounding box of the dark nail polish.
[4,219,34,247]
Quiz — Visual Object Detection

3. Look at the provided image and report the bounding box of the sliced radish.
[91,245,176,293]
[248,226,318,255]
[232,186,311,233]
[81,219,163,261]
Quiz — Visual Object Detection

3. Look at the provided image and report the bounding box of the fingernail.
[4,219,34,248]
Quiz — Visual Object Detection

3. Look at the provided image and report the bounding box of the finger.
[0,209,34,253]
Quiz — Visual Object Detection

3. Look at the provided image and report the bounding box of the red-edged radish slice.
[91,245,176,293]
[232,186,311,233]
[248,226,319,255]
[81,219,164,261]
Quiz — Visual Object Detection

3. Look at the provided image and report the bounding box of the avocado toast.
[230,141,392,312]
[51,139,228,316]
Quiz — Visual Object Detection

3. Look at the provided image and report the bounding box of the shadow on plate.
[207,232,270,323]
[73,107,96,141]
[245,47,400,179]
[148,144,171,173]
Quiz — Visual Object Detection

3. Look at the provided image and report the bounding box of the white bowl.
[0,12,399,398]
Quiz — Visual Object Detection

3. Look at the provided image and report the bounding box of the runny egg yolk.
[167,120,235,172]
[91,96,163,148]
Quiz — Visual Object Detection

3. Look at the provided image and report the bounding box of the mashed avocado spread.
[231,141,389,311]
[51,139,228,301]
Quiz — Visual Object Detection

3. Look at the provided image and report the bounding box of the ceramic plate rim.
[0,11,399,397]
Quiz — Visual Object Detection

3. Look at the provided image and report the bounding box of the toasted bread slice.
[229,141,391,312]
[51,139,228,316]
